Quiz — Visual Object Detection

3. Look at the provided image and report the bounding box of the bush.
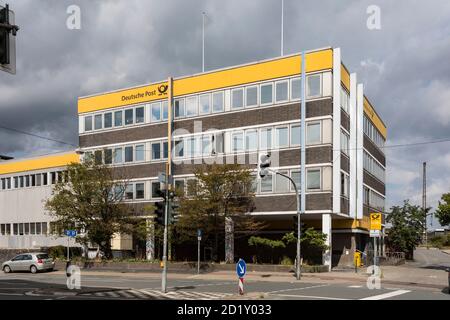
[280,256,293,266]
[430,236,446,249]
[46,246,83,260]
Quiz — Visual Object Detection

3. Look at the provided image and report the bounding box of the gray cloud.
[1,0,449,224]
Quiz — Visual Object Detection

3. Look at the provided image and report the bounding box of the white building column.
[332,48,342,216]
[322,214,332,271]
[146,218,155,261]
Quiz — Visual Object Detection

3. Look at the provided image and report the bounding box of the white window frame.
[290,77,302,101]
[306,168,322,191]
[306,73,322,99]
[231,131,244,152]
[290,123,301,147]
[231,88,244,110]
[245,85,258,108]
[212,91,224,113]
[151,102,162,122]
[274,125,289,149]
[124,108,135,126]
[174,98,186,119]
[185,95,198,117]
[245,129,258,151]
[275,80,289,103]
[260,82,274,106]
[306,121,322,145]
[199,93,211,115]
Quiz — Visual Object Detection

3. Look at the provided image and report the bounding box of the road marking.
[348,285,363,288]
[360,290,410,300]
[272,294,348,300]
[267,284,329,294]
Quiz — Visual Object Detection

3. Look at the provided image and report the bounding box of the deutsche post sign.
[370,213,382,231]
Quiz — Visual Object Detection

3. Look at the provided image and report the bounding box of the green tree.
[435,193,450,227]
[385,200,428,259]
[175,164,266,261]
[45,159,138,260]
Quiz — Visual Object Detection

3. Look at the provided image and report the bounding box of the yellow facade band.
[77,49,333,114]
[0,153,79,175]
[341,64,350,91]
[364,97,387,139]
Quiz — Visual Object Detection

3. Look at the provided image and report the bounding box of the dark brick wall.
[364,135,385,166]
[363,171,385,195]
[79,99,332,148]
[254,193,332,212]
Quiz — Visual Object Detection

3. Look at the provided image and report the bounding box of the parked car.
[2,253,55,274]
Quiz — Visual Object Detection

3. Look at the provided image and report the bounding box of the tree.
[45,159,137,260]
[175,164,266,261]
[385,200,428,259]
[435,193,450,227]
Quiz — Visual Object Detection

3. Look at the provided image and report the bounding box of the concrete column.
[322,214,332,271]
[146,218,155,261]
[225,217,234,263]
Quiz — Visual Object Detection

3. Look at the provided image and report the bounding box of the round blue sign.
[236,259,246,278]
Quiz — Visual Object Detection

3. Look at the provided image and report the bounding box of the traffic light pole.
[267,169,301,280]
[162,175,169,293]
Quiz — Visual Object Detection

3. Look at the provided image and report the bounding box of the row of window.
[363,115,385,150]
[363,186,385,212]
[117,168,324,202]
[0,171,66,191]
[82,74,324,133]
[363,151,385,183]
[85,121,324,165]
[0,222,48,236]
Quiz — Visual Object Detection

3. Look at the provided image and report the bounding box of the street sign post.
[236,259,246,295]
[370,213,382,270]
[64,230,77,261]
[197,229,202,275]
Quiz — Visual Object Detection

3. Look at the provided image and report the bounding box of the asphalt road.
[408,247,450,269]
[0,270,448,300]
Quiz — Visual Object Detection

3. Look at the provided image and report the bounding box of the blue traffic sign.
[197,229,202,238]
[236,259,246,278]
[65,230,77,237]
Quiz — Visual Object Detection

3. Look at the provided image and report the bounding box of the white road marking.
[348,285,363,288]
[360,289,410,300]
[267,284,329,294]
[273,294,348,300]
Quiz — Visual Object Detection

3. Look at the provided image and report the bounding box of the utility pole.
[423,162,427,248]
[299,50,306,280]
[202,12,206,72]
[280,0,284,56]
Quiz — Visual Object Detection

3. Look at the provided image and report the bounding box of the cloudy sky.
[1,0,449,226]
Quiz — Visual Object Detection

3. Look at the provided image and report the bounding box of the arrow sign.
[236,259,246,278]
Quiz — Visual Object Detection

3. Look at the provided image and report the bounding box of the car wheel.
[30,265,38,274]
[3,265,11,273]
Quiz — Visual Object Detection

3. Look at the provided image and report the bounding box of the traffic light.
[0,4,19,73]
[258,153,271,178]
[155,201,165,225]
[168,190,180,224]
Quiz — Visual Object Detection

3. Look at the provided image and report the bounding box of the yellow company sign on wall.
[370,213,382,230]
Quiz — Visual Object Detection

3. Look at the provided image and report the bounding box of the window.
[276,81,288,102]
[260,173,273,193]
[291,171,300,192]
[232,132,244,152]
[275,126,289,148]
[246,86,258,107]
[306,122,321,144]
[42,173,48,186]
[152,142,161,160]
[184,137,194,158]
[94,150,103,165]
[84,116,92,131]
[19,223,24,235]
[186,96,198,117]
[260,83,273,105]
[24,223,29,235]
[341,173,349,197]
[212,92,224,113]
[36,174,42,187]
[174,99,185,118]
[162,101,169,120]
[125,185,134,200]
[13,223,18,235]
[307,74,321,98]
[290,124,301,146]
[125,109,134,125]
[307,169,321,190]
[151,102,161,122]
[275,171,289,193]
[104,112,112,128]
[341,87,349,113]
[135,183,145,199]
[113,148,123,164]
[201,136,211,156]
[341,131,349,155]
[30,223,35,235]
[31,175,36,187]
[231,88,244,109]
[114,110,123,127]
[14,177,18,188]
[94,114,103,130]
[19,176,24,188]
[245,130,258,151]
[135,106,145,123]
[42,222,48,235]
[214,132,224,154]
[152,181,161,198]
[104,149,113,165]
[125,146,134,163]
[291,77,301,100]
[175,139,184,158]
[199,94,211,114]
[135,145,145,162]
[36,222,41,235]
[163,142,169,159]
[260,128,272,150]
[175,179,185,195]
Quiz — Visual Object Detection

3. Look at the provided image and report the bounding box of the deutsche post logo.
[158,84,169,96]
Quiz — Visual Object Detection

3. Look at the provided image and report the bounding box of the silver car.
[2,253,55,274]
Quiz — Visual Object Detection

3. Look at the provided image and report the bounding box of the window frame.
[260,82,274,106]
[275,80,289,103]
[245,85,258,108]
[231,88,244,110]
[306,168,322,191]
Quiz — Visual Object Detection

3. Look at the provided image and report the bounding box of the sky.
[0,0,449,227]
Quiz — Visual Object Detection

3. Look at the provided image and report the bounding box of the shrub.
[280,256,293,266]
[46,246,82,260]
[430,236,445,249]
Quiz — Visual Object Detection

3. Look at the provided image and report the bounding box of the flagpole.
[281,0,284,56]
[202,11,205,72]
